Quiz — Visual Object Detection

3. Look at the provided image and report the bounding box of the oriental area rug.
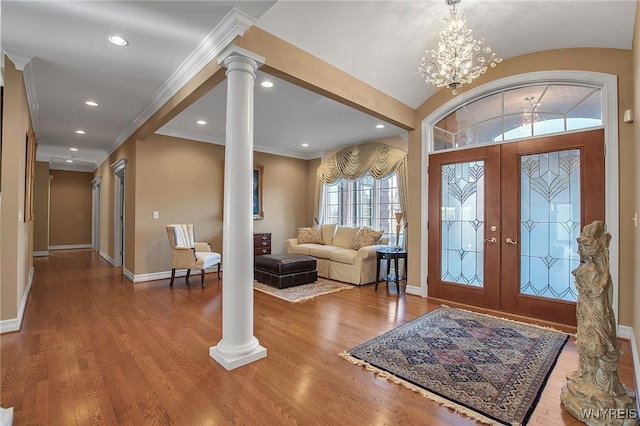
[253,278,353,303]
[341,306,569,426]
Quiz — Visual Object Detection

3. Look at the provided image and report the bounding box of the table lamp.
[394,212,404,250]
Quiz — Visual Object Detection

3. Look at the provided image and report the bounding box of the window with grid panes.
[322,173,402,246]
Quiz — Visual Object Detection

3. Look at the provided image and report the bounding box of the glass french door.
[428,129,604,325]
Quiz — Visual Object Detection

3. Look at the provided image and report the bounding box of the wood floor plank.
[1,249,635,425]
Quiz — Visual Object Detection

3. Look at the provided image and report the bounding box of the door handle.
[505,238,517,245]
[484,237,497,243]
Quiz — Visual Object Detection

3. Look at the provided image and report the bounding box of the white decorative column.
[209,46,267,370]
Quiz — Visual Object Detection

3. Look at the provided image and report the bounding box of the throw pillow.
[332,225,361,249]
[352,226,384,250]
[297,225,324,244]
[321,223,337,245]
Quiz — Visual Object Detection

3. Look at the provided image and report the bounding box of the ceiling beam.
[237,27,416,131]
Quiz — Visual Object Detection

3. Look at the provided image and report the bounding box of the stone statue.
[561,221,638,425]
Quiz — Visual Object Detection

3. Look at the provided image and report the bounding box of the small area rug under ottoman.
[254,253,317,289]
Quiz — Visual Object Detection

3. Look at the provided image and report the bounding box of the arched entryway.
[420,71,619,325]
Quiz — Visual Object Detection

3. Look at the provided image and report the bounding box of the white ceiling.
[2,1,636,171]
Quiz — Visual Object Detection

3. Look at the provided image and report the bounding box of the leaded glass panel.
[433,84,602,151]
[520,149,581,301]
[440,161,485,287]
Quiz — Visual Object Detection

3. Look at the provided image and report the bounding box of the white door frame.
[420,71,619,323]
[111,159,127,268]
[91,176,102,253]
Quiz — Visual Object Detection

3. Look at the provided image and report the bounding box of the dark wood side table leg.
[404,257,407,291]
[386,258,391,284]
[395,256,400,292]
[375,254,381,290]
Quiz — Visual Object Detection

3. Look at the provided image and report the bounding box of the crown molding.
[92,149,110,171]
[100,8,257,168]
[4,50,40,133]
[23,61,40,134]
[49,161,96,173]
[253,143,321,160]
[155,127,321,160]
[4,50,32,70]
[38,152,97,172]
[155,128,225,145]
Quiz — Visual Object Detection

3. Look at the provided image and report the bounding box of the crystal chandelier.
[417,0,501,95]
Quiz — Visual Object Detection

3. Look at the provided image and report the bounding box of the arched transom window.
[433,84,602,151]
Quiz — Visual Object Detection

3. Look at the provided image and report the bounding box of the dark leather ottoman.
[254,254,317,289]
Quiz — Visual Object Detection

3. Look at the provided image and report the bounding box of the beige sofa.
[285,224,389,285]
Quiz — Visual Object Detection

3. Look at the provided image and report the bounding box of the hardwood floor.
[1,249,635,425]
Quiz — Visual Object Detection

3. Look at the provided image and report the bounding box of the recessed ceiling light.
[197,120,207,125]
[301,143,309,147]
[85,101,98,107]
[376,124,385,129]
[66,160,74,163]
[70,148,78,152]
[108,35,129,46]
[261,81,274,88]
[75,130,86,134]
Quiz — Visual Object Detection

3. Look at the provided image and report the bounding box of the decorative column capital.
[217,45,265,74]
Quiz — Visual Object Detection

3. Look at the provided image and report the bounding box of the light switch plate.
[153,211,159,219]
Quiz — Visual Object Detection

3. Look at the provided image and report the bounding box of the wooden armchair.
[166,224,221,288]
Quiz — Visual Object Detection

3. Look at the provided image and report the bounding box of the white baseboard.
[99,251,115,266]
[0,267,34,334]
[619,325,633,339]
[33,250,49,257]
[133,266,221,283]
[405,284,422,296]
[627,328,639,409]
[123,268,134,282]
[49,244,92,250]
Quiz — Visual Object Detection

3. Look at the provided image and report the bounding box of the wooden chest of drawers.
[253,232,271,257]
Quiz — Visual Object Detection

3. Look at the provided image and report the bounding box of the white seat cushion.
[195,251,221,269]
[290,244,314,255]
[330,249,358,265]
[308,245,343,259]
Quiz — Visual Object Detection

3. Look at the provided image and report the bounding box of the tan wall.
[93,138,136,270]
[134,135,223,275]
[49,170,93,246]
[133,134,310,276]
[33,161,50,252]
[632,0,640,354]
[0,57,33,321]
[306,158,321,225]
[411,48,635,326]
[253,151,311,252]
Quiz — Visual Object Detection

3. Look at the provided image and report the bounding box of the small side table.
[375,247,408,294]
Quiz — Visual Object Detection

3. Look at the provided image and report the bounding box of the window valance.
[317,143,407,183]
[314,143,409,248]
